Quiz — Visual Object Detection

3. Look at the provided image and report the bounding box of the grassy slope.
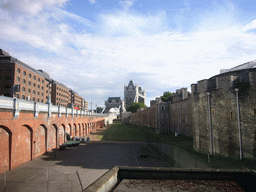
[98,123,256,169]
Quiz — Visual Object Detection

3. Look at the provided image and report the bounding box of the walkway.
[0,127,170,192]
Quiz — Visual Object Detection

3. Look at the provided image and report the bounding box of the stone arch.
[82,123,85,137]
[59,124,66,144]
[78,123,81,137]
[74,124,77,137]
[67,124,71,135]
[34,124,47,157]
[49,124,58,149]
[0,125,12,172]
[23,125,33,161]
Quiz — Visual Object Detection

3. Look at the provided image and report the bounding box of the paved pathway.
[0,126,170,192]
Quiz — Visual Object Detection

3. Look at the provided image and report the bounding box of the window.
[4,85,11,89]
[37,92,39,95]
[17,77,20,82]
[5,76,12,80]
[28,89,31,93]
[17,68,20,73]
[42,80,44,83]
[41,93,43,96]
[37,98,39,102]
[16,94,19,98]
[23,71,26,76]
[230,112,233,120]
[33,83,35,87]
[7,67,12,71]
[22,87,25,92]
[23,79,26,83]
[33,97,35,101]
[38,78,40,82]
[22,95,25,99]
[34,76,36,80]
[46,90,48,93]
[38,85,40,88]
[29,74,31,78]
[28,81,31,85]
[41,99,43,103]
[41,86,44,90]
[33,90,35,94]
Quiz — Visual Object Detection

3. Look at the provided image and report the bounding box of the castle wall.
[192,69,256,158]
[170,98,193,137]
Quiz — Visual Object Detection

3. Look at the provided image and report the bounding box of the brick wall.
[0,110,104,174]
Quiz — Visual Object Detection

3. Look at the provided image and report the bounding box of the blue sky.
[1,0,256,108]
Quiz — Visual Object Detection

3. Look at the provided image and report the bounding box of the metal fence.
[0,166,83,192]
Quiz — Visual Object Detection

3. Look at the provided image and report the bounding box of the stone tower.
[124,80,146,109]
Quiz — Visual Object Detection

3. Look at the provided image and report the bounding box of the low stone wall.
[84,166,256,192]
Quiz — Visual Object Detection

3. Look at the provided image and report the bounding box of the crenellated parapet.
[191,66,256,158]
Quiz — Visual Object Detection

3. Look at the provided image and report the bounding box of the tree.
[96,107,104,113]
[161,91,172,102]
[126,102,147,113]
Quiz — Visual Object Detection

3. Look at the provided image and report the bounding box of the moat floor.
[0,140,170,192]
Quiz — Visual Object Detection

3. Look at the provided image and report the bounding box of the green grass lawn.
[98,123,256,169]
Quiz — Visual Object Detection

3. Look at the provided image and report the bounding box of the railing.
[0,96,107,119]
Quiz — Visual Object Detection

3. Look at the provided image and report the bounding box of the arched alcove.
[0,126,12,172]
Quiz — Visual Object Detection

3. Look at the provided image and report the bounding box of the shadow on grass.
[99,123,256,170]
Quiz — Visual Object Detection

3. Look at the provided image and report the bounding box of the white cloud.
[0,0,69,15]
[243,19,256,32]
[1,1,256,107]
[119,1,134,10]
[89,0,96,4]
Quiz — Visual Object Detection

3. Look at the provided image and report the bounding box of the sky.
[1,0,256,108]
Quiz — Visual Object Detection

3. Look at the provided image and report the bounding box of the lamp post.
[207,92,213,155]
[235,88,243,160]
[91,102,92,116]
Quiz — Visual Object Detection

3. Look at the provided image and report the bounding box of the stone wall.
[130,93,193,137]
[169,98,193,137]
[129,67,256,159]
[192,69,256,158]
[130,103,157,129]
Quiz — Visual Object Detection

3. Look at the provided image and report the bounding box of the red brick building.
[0,49,88,109]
